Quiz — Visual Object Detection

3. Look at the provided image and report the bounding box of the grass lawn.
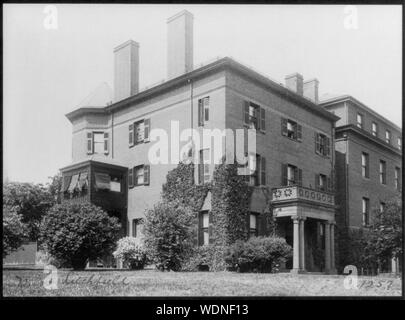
[2,268,402,297]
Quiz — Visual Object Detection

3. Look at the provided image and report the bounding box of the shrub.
[143,201,194,271]
[113,237,147,270]
[39,202,121,270]
[3,205,28,258]
[183,245,228,272]
[225,236,292,273]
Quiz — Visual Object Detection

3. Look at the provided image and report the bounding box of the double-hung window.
[198,97,210,126]
[244,101,266,132]
[315,133,330,157]
[281,118,302,142]
[282,164,302,186]
[249,213,258,238]
[372,122,378,137]
[199,211,210,245]
[199,149,211,184]
[357,113,363,129]
[379,160,386,185]
[361,153,369,178]
[362,197,370,226]
[87,131,109,155]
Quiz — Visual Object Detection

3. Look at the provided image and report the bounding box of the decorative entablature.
[271,185,335,208]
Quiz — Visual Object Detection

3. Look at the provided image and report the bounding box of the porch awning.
[78,172,89,191]
[95,172,111,190]
[62,175,72,192]
[68,174,80,193]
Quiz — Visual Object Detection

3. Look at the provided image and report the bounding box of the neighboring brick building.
[60,10,401,274]
[320,95,402,273]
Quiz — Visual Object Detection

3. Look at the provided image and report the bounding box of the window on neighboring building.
[281,118,302,142]
[379,160,386,185]
[372,122,378,137]
[395,167,401,190]
[398,137,402,150]
[132,219,143,238]
[282,164,302,186]
[385,130,391,144]
[361,153,369,178]
[199,149,211,184]
[199,211,209,245]
[249,213,258,238]
[317,174,327,191]
[380,202,385,213]
[198,97,210,126]
[362,197,370,226]
[315,133,330,157]
[357,113,363,129]
[244,101,265,131]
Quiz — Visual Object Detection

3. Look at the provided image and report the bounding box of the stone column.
[330,221,337,274]
[324,221,331,273]
[291,216,300,273]
[391,257,397,274]
[299,217,306,271]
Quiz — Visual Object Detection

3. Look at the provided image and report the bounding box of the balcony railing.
[271,185,335,207]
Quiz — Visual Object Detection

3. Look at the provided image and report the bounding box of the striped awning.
[68,174,80,193]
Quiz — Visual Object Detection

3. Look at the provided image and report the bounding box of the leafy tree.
[363,196,402,268]
[3,205,28,258]
[47,172,63,204]
[3,182,54,240]
[39,202,121,270]
[143,201,194,271]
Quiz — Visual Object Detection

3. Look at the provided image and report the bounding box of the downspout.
[111,111,114,159]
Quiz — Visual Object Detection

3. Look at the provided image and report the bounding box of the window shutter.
[128,168,134,188]
[260,107,266,132]
[143,165,150,185]
[208,212,213,244]
[134,123,138,144]
[327,176,332,192]
[325,136,330,156]
[198,99,204,126]
[144,119,150,142]
[87,132,93,154]
[297,168,303,186]
[129,124,134,147]
[198,213,203,246]
[315,174,319,190]
[281,164,288,186]
[281,118,288,136]
[104,132,109,154]
[261,156,266,185]
[244,101,250,125]
[204,98,210,122]
[315,132,320,154]
[297,124,302,141]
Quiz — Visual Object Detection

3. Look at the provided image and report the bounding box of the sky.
[3,4,402,184]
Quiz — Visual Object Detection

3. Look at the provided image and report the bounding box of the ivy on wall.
[160,160,277,246]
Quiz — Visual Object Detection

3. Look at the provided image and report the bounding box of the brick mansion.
[60,10,402,274]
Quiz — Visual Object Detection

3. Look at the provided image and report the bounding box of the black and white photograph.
[2,3,403,301]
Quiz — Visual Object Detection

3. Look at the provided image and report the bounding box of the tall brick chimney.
[285,73,304,96]
[167,10,194,79]
[114,40,139,102]
[303,78,319,103]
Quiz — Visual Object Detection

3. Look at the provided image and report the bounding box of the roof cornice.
[336,124,402,157]
[66,57,339,123]
[320,95,402,133]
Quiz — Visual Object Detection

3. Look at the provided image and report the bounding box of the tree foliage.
[3,205,28,258]
[363,196,402,265]
[39,202,121,270]
[143,201,194,271]
[3,182,54,240]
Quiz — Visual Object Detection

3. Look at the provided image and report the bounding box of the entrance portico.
[272,185,337,274]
